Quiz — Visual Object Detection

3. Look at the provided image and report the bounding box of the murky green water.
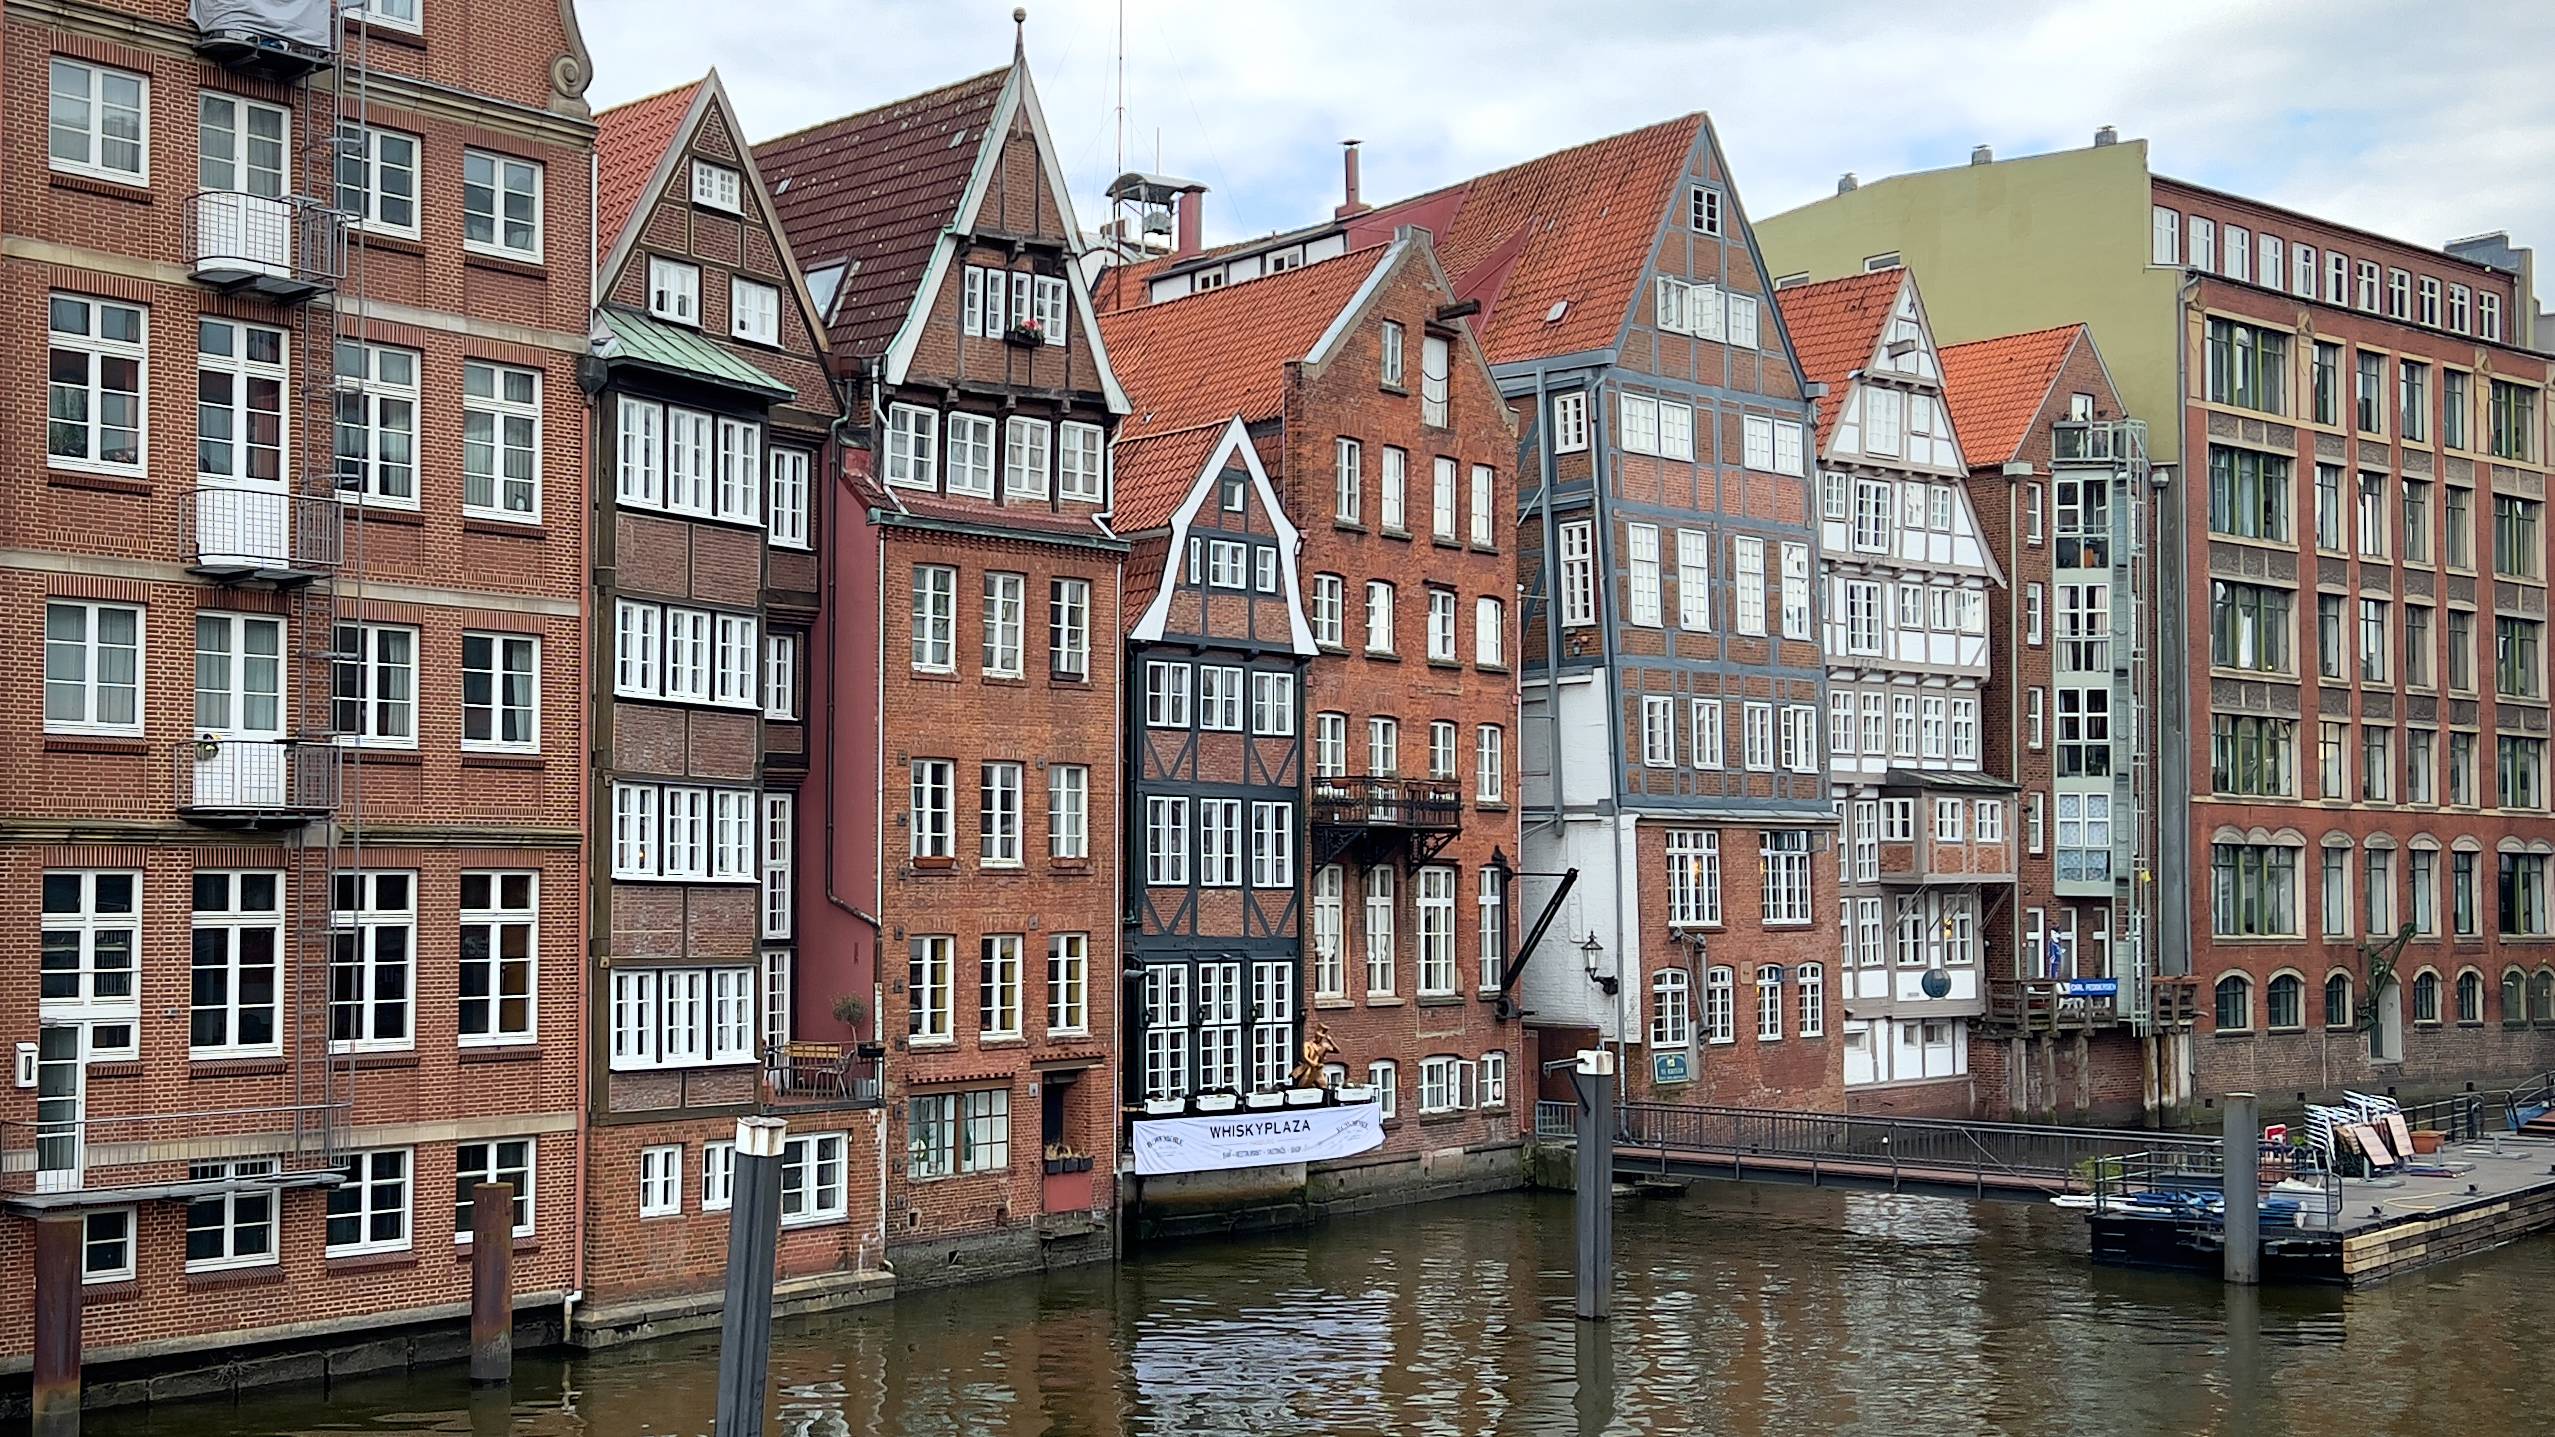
[86,1183,2548,1435]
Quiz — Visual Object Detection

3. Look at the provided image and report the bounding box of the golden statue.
[1290,1023,1341,1089]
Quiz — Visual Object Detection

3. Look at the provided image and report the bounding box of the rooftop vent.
[2094,125,2119,147]
[1970,145,1994,166]
[1837,172,1858,194]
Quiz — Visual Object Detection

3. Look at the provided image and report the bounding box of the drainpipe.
[569,139,600,1349]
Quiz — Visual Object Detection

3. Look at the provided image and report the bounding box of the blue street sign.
[1652,1050,1692,1085]
[2059,978,2120,998]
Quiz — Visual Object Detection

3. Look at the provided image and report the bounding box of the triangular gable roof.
[754,66,1008,361]
[594,70,834,371]
[1128,417,1317,655]
[1112,422,1230,534]
[1101,242,1398,442]
[757,56,1129,413]
[1939,325,2094,468]
[1774,269,1905,451]
[1340,115,1703,364]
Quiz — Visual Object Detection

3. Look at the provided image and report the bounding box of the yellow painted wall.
[1756,140,2188,461]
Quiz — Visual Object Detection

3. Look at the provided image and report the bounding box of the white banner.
[1129,1103,1384,1176]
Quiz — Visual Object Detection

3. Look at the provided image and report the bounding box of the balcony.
[175,738,339,823]
[1985,978,2122,1032]
[191,0,333,80]
[1310,775,1463,867]
[760,1042,884,1111]
[183,487,343,582]
[1,1101,348,1207]
[186,191,345,301]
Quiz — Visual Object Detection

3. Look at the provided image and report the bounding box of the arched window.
[2458,969,2486,1024]
[2504,968,2528,1025]
[2215,973,2253,1032]
[2323,972,2353,1029]
[2267,973,2305,1030]
[1755,964,1785,1041]
[2412,970,2441,1025]
[1796,963,1827,1038]
[1649,968,1690,1048]
[2532,969,2555,1023]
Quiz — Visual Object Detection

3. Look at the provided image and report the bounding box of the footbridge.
[1534,1099,2218,1201]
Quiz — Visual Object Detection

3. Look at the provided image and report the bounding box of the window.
[1622,523,1662,627]
[49,58,147,183]
[2355,351,2386,434]
[461,149,541,260]
[2358,598,2390,684]
[2204,319,2288,413]
[899,937,959,1044]
[327,1149,412,1255]
[1466,595,1508,670]
[1475,724,1506,805]
[975,934,1023,1038]
[453,1138,535,1239]
[1380,319,1406,387]
[1145,797,1190,885]
[182,872,281,1059]
[1703,966,1737,1044]
[334,121,419,236]
[455,632,540,752]
[328,870,418,1053]
[2215,975,2253,1032]
[184,1160,277,1272]
[1003,417,1052,499]
[42,871,139,1060]
[1303,574,1346,649]
[2460,969,2486,1023]
[2211,715,2296,797]
[1144,661,1193,729]
[334,340,419,505]
[1364,866,1397,996]
[780,1132,849,1224]
[2358,260,2382,312]
[1333,438,1361,523]
[2439,370,2472,455]
[1312,867,1346,998]
[2502,853,2550,936]
[1368,1060,1400,1119]
[328,622,418,749]
[1779,543,1811,640]
[2211,843,2299,937]
[2224,225,2249,280]
[1431,456,1460,540]
[1421,334,1451,426]
[1558,521,1597,627]
[970,570,1024,678]
[1252,801,1295,889]
[635,1144,685,1218]
[2484,292,2506,342]
[1418,868,1458,995]
[2188,216,2214,271]
[2496,496,2543,579]
[1427,589,1458,661]
[2500,616,2545,701]
[1470,465,1497,547]
[1551,391,1589,453]
[44,600,142,735]
[727,276,782,345]
[1198,798,1243,887]
[1734,537,1766,635]
[1381,446,1407,530]
[1365,581,1397,654]
[2152,206,2179,264]
[2501,736,2545,810]
[453,871,538,1045]
[1418,1055,1476,1114]
[1760,831,1812,926]
[648,256,701,324]
[46,295,147,474]
[979,763,1024,867]
[897,759,954,864]
[1650,969,1692,1047]
[2208,581,2293,674]
[446,361,547,521]
[2204,446,2290,543]
[2264,973,2304,1031]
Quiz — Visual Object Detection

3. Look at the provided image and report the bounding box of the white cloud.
[586,0,2555,305]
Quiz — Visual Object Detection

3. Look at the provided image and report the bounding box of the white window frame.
[48,58,149,185]
[336,122,419,238]
[639,1145,683,1218]
[46,294,149,476]
[690,158,742,212]
[461,148,543,262]
[461,360,542,521]
[648,256,702,325]
[1551,391,1589,454]
[44,599,143,736]
[1059,421,1106,502]
[334,622,419,749]
[326,1149,412,1257]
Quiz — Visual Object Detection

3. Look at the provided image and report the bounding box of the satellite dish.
[1921,967,1952,999]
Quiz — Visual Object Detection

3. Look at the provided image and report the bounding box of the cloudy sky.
[588,0,2555,304]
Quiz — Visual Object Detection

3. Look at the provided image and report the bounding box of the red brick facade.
[1,0,596,1377]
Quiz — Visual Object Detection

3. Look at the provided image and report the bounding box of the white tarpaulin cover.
[1129,1103,1384,1176]
[191,0,332,49]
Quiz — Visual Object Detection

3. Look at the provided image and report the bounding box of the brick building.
[576,70,872,1338]
[1941,322,2170,1124]
[1100,229,1524,1207]
[1,0,595,1399]
[1776,269,2010,1115]
[757,31,1129,1279]
[1760,134,2555,1109]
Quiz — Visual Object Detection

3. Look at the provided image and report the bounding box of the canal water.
[87,1183,2549,1436]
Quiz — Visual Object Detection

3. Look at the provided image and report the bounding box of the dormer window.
[1689,186,1722,236]
[691,160,742,213]
[1223,475,1247,512]
[648,257,700,326]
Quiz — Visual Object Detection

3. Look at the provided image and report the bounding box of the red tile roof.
[594,79,703,265]
[1100,245,1394,443]
[1772,270,1904,450]
[754,67,1010,361]
[1939,325,2088,468]
[1111,422,1229,534]
[1340,116,1702,364]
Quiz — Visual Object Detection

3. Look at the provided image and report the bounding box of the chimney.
[1335,139,1370,218]
[1970,144,1994,166]
[1175,185,1204,256]
[2094,125,2119,147]
[1837,172,1859,194]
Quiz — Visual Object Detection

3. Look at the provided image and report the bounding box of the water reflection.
[85,1183,2554,1436]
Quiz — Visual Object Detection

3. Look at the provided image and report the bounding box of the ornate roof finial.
[1013,7,1027,59]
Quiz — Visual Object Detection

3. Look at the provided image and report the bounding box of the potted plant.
[831,993,868,1036]
[1004,318,1046,347]
[1043,1142,1094,1175]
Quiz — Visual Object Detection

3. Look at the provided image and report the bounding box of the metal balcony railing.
[175,737,339,817]
[1310,776,1464,831]
[1985,977,2123,1031]
[1,1102,349,1196]
[185,191,345,300]
[182,486,344,578]
[761,1042,884,1109]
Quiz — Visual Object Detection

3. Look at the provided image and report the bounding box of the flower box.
[1244,1091,1285,1109]
[1142,1096,1186,1116]
[1332,1085,1378,1105]
[1194,1093,1239,1113]
[1003,323,1046,347]
[1284,1087,1326,1107]
[1043,1155,1094,1175]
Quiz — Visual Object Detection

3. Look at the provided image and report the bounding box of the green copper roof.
[594,306,793,400]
